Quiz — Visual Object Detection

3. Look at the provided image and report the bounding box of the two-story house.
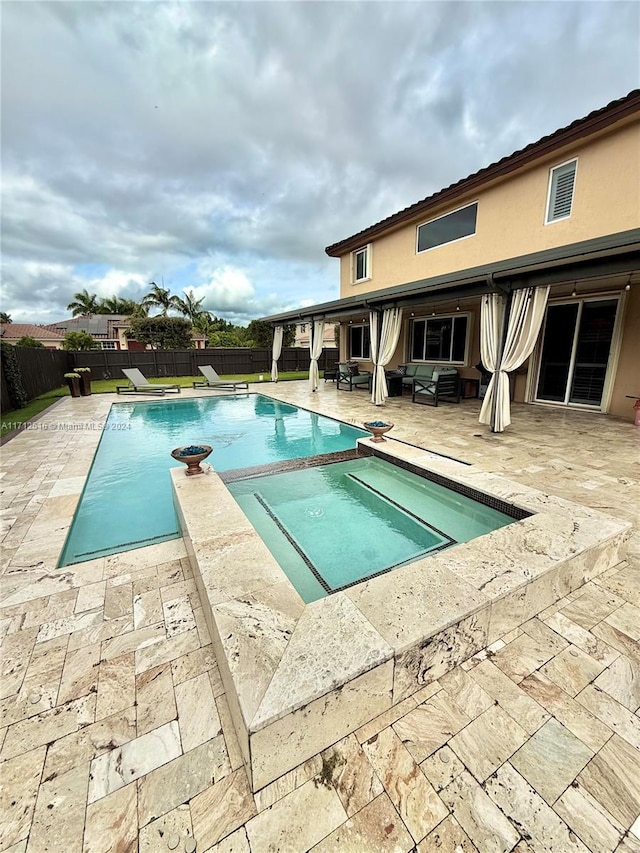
[263,90,639,427]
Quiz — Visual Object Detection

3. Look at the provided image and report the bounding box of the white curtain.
[271,325,284,382]
[480,286,550,431]
[370,308,403,405]
[308,319,325,392]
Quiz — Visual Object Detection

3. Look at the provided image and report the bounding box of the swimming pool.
[229,456,517,602]
[58,394,367,566]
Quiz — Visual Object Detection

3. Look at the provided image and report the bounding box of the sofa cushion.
[405,364,418,377]
[415,364,436,379]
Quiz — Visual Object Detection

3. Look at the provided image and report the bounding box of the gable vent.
[547,160,577,222]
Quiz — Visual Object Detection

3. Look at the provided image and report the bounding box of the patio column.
[370,307,403,405]
[479,286,550,432]
[308,319,325,392]
[271,325,284,382]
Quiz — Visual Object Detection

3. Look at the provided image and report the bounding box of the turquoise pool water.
[229,456,516,602]
[59,394,367,566]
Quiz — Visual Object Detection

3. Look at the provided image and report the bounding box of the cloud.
[1,1,638,324]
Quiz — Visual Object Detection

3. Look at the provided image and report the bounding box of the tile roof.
[0,323,66,340]
[46,315,129,338]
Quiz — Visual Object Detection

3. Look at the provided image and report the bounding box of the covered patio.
[265,229,640,430]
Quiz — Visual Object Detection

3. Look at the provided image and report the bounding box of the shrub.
[1,341,28,409]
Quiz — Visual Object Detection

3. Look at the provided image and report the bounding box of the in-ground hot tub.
[171,438,630,792]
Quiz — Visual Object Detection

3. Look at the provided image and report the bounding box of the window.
[349,325,371,359]
[300,323,306,333]
[417,203,478,253]
[546,159,577,223]
[352,245,371,282]
[101,341,117,350]
[411,315,468,363]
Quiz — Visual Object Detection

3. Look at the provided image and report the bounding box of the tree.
[15,336,45,348]
[174,290,205,323]
[62,331,99,350]
[283,324,296,347]
[143,282,181,316]
[208,329,247,347]
[127,316,193,349]
[66,289,100,316]
[0,312,12,323]
[98,296,145,316]
[245,321,296,348]
[245,320,273,348]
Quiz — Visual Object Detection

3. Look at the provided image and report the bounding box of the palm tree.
[174,290,205,323]
[0,312,12,323]
[67,289,100,317]
[98,296,119,314]
[193,311,215,336]
[143,282,180,316]
[98,296,145,316]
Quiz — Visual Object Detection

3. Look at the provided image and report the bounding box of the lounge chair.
[193,365,249,391]
[117,368,181,395]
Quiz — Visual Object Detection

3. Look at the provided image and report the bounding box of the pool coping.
[171,436,632,792]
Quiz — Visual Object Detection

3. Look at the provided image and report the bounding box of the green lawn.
[1,372,309,438]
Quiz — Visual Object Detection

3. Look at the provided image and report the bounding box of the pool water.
[58,395,367,566]
[229,456,516,602]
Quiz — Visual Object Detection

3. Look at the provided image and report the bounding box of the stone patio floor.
[1,381,639,852]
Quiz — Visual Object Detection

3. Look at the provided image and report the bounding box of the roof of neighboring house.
[325,89,640,258]
[0,323,66,340]
[46,315,207,343]
[46,315,129,339]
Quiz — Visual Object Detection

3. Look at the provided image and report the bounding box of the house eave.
[262,229,640,324]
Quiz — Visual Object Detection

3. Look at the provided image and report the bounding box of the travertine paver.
[1,384,639,852]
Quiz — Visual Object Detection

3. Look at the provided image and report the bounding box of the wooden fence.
[69,347,339,379]
[1,347,72,413]
[1,346,339,412]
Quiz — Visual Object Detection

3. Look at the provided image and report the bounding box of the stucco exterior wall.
[339,120,640,296]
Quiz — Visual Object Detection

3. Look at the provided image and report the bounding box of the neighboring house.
[46,315,207,350]
[0,323,66,349]
[294,322,337,349]
[46,315,130,350]
[262,90,640,423]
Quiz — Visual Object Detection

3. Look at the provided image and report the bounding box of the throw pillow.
[347,362,360,376]
[396,365,407,376]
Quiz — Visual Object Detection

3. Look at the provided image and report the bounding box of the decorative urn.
[363,421,394,442]
[171,444,213,476]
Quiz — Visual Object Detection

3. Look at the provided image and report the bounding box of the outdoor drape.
[271,325,284,382]
[479,286,550,432]
[308,319,325,392]
[370,308,403,405]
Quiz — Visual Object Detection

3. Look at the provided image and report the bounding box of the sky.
[1,1,639,327]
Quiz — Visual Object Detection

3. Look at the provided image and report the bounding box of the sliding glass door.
[535,298,618,408]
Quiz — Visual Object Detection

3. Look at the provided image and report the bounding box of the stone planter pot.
[65,376,81,398]
[171,445,213,476]
[363,421,394,442]
[77,371,92,396]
